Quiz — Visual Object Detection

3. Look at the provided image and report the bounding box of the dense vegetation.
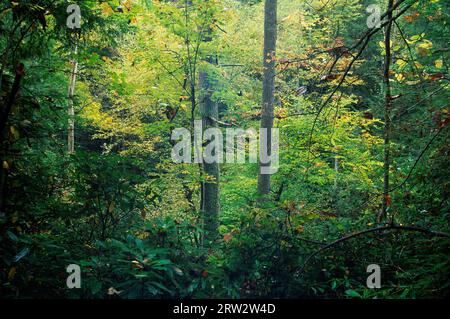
[0,0,449,299]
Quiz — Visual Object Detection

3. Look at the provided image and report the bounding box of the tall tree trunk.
[0,64,24,142]
[67,46,78,154]
[258,0,277,196]
[199,55,220,243]
[380,0,394,222]
[333,155,339,210]
[0,63,24,214]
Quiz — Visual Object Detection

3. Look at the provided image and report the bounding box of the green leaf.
[6,231,18,242]
[13,247,30,262]
[345,289,362,298]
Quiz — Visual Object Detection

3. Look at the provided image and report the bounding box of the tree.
[67,43,78,154]
[380,0,394,222]
[258,0,277,196]
[1,0,449,300]
[199,3,220,244]
[199,57,220,243]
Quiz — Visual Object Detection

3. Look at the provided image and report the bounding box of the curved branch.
[297,224,450,276]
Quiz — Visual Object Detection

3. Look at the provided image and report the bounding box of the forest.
[0,0,449,299]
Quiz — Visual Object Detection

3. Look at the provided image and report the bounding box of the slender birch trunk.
[67,45,78,154]
[334,155,339,190]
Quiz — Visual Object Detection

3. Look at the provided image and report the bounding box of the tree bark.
[199,55,220,243]
[0,63,24,215]
[258,0,277,196]
[380,0,394,222]
[67,46,78,154]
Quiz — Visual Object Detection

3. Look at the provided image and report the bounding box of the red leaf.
[428,73,445,81]
[223,233,233,242]
[385,195,392,206]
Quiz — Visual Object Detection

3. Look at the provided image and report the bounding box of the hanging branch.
[292,1,417,183]
[283,0,417,162]
[280,1,413,119]
[306,1,416,130]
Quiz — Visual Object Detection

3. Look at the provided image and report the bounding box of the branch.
[292,1,417,182]
[207,116,234,127]
[388,125,446,193]
[297,224,450,276]
[284,1,416,123]
[331,121,448,222]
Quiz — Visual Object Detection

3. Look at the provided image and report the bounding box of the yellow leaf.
[2,161,9,170]
[395,73,405,82]
[435,60,443,68]
[100,3,114,15]
[123,0,133,11]
[418,40,432,51]
[396,59,407,69]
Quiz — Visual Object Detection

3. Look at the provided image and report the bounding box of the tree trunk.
[380,0,394,222]
[0,63,24,214]
[200,55,220,243]
[258,0,277,196]
[67,46,78,154]
[334,155,339,190]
